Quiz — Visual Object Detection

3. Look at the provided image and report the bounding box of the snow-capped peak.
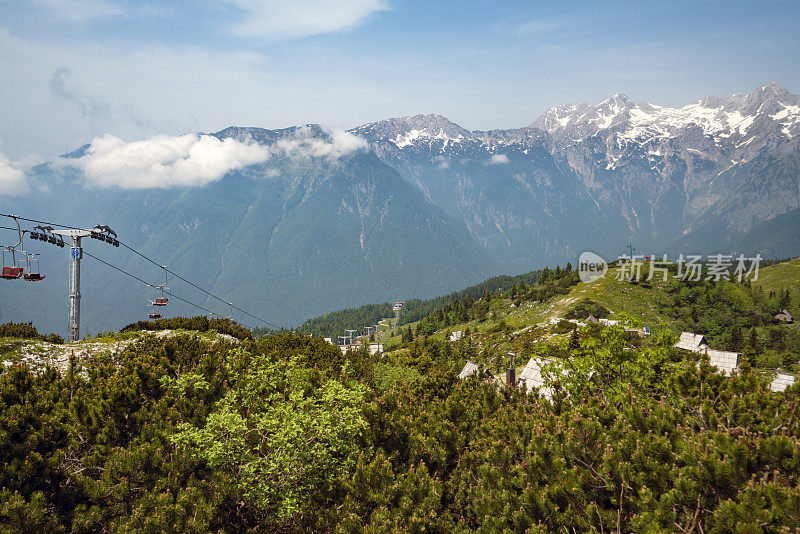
[350,114,472,148]
[530,93,635,138]
[532,83,800,145]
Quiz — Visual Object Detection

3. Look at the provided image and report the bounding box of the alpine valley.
[4,83,800,334]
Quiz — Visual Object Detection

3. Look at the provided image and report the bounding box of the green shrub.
[0,322,63,344]
[553,319,576,334]
[121,316,252,340]
[564,299,611,320]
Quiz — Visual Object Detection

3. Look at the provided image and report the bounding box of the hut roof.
[675,332,709,352]
[517,357,568,400]
[705,349,739,376]
[458,360,479,380]
[770,373,796,392]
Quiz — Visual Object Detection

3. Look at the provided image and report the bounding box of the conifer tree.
[778,288,791,309]
[748,328,760,352]
[568,328,580,351]
[728,325,744,351]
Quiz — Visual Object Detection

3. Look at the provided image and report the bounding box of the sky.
[0,0,799,162]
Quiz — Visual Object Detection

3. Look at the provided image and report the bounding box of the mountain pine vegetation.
[1,259,799,532]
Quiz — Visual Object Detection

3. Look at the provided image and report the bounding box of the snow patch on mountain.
[533,83,800,147]
[393,127,465,148]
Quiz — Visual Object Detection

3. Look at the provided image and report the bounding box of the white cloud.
[277,127,367,159]
[0,151,28,196]
[58,128,367,189]
[63,133,272,189]
[1,29,417,160]
[223,0,389,39]
[489,153,510,164]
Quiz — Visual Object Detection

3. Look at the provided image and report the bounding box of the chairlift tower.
[52,225,119,343]
[51,229,91,342]
[345,329,357,344]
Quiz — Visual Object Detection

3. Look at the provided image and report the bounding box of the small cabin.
[704,349,739,376]
[675,332,710,353]
[770,373,796,392]
[516,357,568,401]
[458,361,479,380]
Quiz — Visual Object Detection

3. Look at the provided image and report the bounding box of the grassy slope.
[380,260,800,368]
[756,257,800,317]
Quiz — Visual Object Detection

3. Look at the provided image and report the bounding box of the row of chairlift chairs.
[2,222,119,282]
[3,218,188,323]
[0,222,60,281]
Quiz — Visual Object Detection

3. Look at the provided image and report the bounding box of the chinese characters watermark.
[578,252,762,283]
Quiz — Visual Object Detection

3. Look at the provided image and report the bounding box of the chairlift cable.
[0,213,82,230]
[1,213,278,329]
[115,240,281,329]
[82,250,253,329]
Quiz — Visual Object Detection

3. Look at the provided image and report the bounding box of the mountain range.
[2,83,799,335]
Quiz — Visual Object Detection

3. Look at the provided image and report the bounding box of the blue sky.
[0,0,798,160]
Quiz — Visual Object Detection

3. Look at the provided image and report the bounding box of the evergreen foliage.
[564,299,611,320]
[658,279,800,368]
[121,316,252,340]
[2,266,800,531]
[297,270,544,338]
[0,321,64,344]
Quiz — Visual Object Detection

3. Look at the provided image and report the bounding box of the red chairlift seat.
[153,297,169,306]
[149,313,163,319]
[1,266,23,279]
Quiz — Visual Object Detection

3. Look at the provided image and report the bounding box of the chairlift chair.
[23,252,45,281]
[1,249,22,279]
[1,260,22,279]
[146,291,163,319]
[151,266,169,306]
[1,218,24,279]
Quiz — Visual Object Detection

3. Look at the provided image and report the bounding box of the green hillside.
[376,258,800,375]
[296,269,543,337]
[1,259,799,531]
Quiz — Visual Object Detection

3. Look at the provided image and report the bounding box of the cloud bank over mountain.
[277,127,368,159]
[40,127,369,190]
[0,151,28,196]
[62,134,272,189]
